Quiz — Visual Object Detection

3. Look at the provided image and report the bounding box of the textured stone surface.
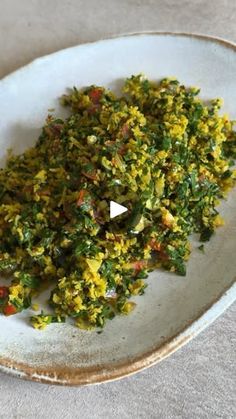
[0,1,235,418]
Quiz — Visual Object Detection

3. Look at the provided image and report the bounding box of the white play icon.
[110,201,128,219]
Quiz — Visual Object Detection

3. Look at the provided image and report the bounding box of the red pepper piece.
[131,260,147,272]
[3,304,17,316]
[88,88,102,104]
[0,286,9,299]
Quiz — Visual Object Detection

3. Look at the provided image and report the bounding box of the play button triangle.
[110,201,128,219]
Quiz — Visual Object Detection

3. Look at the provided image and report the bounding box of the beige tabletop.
[0,1,235,418]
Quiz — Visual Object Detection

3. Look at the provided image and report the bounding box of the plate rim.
[1,31,236,86]
[0,31,235,386]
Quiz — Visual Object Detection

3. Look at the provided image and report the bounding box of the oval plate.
[0,33,236,385]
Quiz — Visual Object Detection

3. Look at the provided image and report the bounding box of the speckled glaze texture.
[0,33,235,385]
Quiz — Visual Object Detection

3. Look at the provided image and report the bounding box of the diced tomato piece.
[198,174,205,182]
[105,140,116,146]
[0,286,9,299]
[118,145,127,156]
[76,189,87,207]
[121,123,130,138]
[93,209,105,225]
[88,88,102,104]
[132,260,147,272]
[51,123,63,136]
[87,104,100,115]
[158,249,169,262]
[148,239,161,251]
[114,234,122,243]
[3,304,17,316]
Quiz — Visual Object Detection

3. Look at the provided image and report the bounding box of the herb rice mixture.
[0,75,235,330]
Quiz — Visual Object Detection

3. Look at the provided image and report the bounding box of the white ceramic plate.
[0,33,236,385]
